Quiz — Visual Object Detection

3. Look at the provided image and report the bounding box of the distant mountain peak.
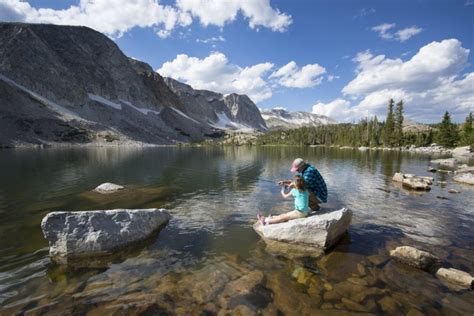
[260,108,336,130]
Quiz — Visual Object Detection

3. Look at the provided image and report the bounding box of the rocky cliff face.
[260,108,335,130]
[0,23,266,147]
[164,78,267,132]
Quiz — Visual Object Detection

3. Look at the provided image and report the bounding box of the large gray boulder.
[41,208,170,262]
[253,208,352,249]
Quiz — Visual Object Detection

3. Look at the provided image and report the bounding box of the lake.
[0,146,473,315]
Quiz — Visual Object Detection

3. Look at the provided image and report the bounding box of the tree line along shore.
[255,100,473,149]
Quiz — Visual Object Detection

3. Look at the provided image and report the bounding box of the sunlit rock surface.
[41,208,170,262]
[253,208,352,249]
[453,173,474,185]
[452,146,474,158]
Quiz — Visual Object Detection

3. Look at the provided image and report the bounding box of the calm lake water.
[0,146,473,315]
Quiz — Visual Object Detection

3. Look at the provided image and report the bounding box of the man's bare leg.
[309,191,320,211]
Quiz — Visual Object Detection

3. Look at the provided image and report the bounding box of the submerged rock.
[93,182,125,193]
[389,246,440,271]
[453,173,474,185]
[392,173,433,190]
[436,268,474,290]
[41,208,170,262]
[253,208,352,249]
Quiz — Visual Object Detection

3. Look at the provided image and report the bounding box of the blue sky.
[1,0,473,122]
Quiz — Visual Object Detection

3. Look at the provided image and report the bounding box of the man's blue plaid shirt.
[301,164,327,203]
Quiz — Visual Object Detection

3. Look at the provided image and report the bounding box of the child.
[258,174,309,225]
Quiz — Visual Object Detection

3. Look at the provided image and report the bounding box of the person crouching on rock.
[257,174,309,225]
[279,158,327,212]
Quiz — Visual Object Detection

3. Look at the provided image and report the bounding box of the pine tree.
[394,100,404,146]
[461,112,473,149]
[384,99,395,146]
[437,111,459,147]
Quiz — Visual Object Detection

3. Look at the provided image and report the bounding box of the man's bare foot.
[257,214,266,225]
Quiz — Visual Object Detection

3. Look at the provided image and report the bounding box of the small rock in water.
[430,158,459,168]
[41,208,171,262]
[448,189,460,194]
[392,173,433,191]
[453,173,474,185]
[436,268,474,290]
[427,167,437,172]
[94,182,125,194]
[389,246,440,272]
[436,196,449,200]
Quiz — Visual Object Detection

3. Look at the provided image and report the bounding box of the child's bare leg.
[267,212,291,224]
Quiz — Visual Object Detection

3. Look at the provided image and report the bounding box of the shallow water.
[0,146,473,315]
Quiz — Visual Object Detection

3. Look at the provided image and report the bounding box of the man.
[278,158,327,211]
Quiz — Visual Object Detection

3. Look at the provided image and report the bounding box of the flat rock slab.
[253,208,352,249]
[41,208,170,262]
[93,182,125,193]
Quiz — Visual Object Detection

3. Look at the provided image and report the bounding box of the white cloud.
[372,23,396,39]
[312,99,355,121]
[158,52,274,102]
[158,52,328,103]
[196,35,225,44]
[270,61,326,88]
[1,0,291,38]
[337,39,473,122]
[395,26,423,42]
[372,23,422,42]
[354,8,376,19]
[327,75,340,82]
[1,0,192,38]
[176,0,292,32]
[344,39,469,95]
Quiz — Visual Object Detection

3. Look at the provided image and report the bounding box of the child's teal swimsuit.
[290,188,309,214]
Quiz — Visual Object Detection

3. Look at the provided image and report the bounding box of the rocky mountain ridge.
[260,108,336,130]
[0,22,266,147]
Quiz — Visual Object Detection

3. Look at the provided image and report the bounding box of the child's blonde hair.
[293,174,307,192]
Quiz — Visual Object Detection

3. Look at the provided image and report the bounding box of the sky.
[0,0,473,123]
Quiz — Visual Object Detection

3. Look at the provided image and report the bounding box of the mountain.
[163,78,267,133]
[260,108,336,130]
[0,23,266,147]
